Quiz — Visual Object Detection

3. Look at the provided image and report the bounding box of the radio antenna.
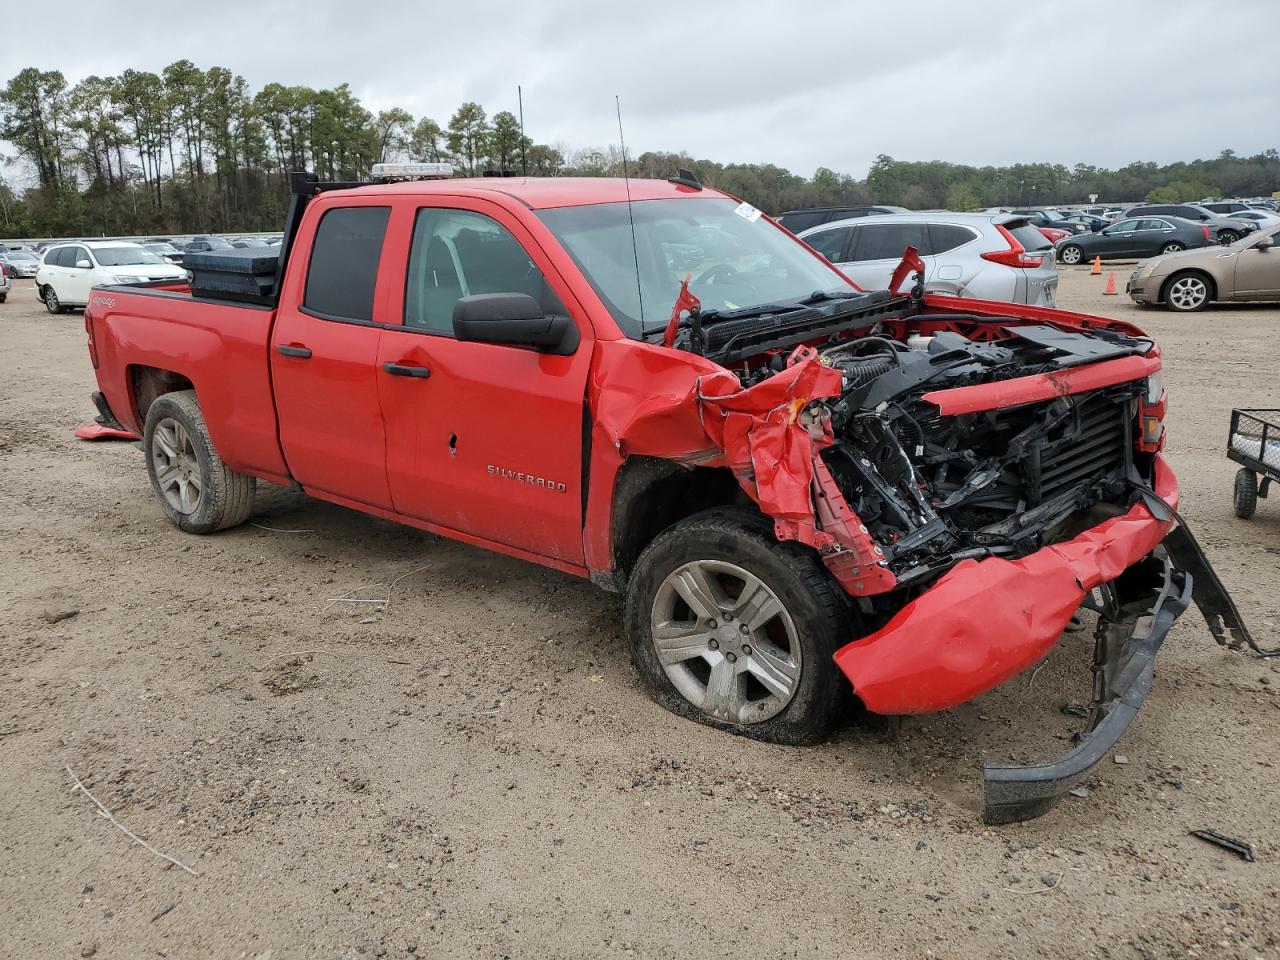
[518,85,528,176]
[616,95,645,327]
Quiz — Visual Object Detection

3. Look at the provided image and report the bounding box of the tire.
[1163,271,1213,312]
[624,508,852,745]
[1159,242,1184,255]
[143,390,255,534]
[1218,230,1239,245]
[44,285,62,314]
[1234,469,1258,520]
[1059,244,1084,265]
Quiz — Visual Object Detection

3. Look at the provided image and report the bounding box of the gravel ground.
[1,267,1278,960]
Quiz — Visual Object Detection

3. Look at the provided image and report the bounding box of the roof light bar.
[371,162,454,181]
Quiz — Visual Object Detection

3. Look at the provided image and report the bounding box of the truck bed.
[89,284,291,484]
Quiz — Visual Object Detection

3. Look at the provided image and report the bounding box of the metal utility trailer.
[1228,408,1280,519]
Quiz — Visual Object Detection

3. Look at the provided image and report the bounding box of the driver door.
[1233,233,1280,299]
[375,199,594,566]
[1099,220,1142,257]
[63,245,96,304]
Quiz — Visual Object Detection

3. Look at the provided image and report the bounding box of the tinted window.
[1005,221,1052,251]
[851,223,927,262]
[46,247,68,267]
[1111,220,1140,234]
[925,224,976,255]
[304,206,390,322]
[405,209,561,335]
[69,246,92,266]
[776,211,828,233]
[804,226,853,263]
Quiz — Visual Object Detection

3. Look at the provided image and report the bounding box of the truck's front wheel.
[624,510,851,745]
[143,390,255,534]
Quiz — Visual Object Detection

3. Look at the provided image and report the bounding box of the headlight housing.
[111,274,145,283]
[1138,259,1162,279]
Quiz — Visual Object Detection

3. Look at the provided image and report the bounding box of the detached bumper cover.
[982,552,1190,824]
[833,455,1180,715]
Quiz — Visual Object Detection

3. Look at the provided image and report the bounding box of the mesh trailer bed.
[1228,408,1280,519]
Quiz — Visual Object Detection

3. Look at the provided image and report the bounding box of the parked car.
[1230,210,1280,229]
[1056,216,1216,264]
[1200,201,1252,216]
[1127,225,1280,311]
[1008,209,1087,233]
[36,240,187,313]
[0,249,42,278]
[80,170,1248,824]
[181,235,236,253]
[0,269,8,303]
[1121,204,1256,244]
[1058,213,1110,233]
[799,212,1059,306]
[143,241,187,266]
[1037,226,1072,245]
[231,236,272,248]
[774,205,910,233]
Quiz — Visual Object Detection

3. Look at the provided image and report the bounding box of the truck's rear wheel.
[143,390,254,534]
[624,509,851,745]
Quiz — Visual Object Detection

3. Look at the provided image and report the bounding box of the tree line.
[1,61,1277,239]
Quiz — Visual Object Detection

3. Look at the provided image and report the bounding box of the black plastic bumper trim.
[982,554,1192,825]
[90,391,128,432]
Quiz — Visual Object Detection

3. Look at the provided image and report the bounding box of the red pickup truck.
[83,169,1251,823]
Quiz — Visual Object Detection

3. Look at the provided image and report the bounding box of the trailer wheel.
[624,509,852,745]
[143,390,255,534]
[1234,468,1258,520]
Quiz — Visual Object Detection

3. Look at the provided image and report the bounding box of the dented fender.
[583,338,886,592]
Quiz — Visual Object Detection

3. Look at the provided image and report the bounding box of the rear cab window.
[303,206,391,322]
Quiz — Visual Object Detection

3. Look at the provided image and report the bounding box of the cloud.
[6,0,1277,179]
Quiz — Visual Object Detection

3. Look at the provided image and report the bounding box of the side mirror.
[1254,236,1274,251]
[453,293,579,355]
[75,259,92,269]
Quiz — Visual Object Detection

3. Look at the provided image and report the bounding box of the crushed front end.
[650,282,1255,823]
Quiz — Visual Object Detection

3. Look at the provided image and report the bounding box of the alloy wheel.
[650,559,802,724]
[1161,242,1184,254]
[150,417,203,514]
[1167,276,1208,311]
[1060,246,1082,264]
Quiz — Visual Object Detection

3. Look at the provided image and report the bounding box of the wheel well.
[129,366,194,425]
[1160,269,1216,304]
[609,457,749,586]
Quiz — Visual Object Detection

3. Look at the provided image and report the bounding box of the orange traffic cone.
[1091,256,1102,275]
[1103,271,1118,295]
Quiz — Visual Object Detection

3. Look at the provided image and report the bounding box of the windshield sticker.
[733,201,763,223]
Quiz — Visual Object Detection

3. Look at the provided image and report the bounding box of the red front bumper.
[833,455,1179,715]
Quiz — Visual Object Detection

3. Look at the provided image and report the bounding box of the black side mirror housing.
[453,293,579,355]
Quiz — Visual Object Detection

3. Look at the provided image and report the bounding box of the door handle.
[383,361,431,379]
[276,343,312,359]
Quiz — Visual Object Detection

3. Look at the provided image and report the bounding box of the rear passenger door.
[270,202,396,510]
[839,222,928,291]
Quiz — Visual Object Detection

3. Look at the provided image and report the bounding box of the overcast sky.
[5,0,1277,181]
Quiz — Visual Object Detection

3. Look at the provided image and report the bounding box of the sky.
[2,0,1277,183]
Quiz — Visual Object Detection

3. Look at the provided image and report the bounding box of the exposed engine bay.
[685,293,1159,594]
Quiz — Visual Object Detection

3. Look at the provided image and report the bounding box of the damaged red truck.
[82,170,1253,823]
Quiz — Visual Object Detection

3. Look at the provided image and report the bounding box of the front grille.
[1023,391,1131,505]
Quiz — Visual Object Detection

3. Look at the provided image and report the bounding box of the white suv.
[37,240,187,314]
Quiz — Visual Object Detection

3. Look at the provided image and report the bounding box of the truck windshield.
[94,247,167,266]
[538,197,857,338]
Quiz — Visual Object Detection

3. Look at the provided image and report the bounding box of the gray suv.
[798,212,1058,307]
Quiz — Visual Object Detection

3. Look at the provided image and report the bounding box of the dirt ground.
[2,265,1278,960]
